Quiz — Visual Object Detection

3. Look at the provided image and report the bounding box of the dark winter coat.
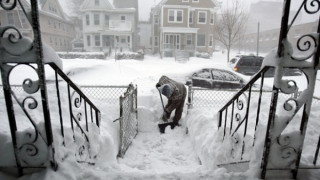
[157,76,187,123]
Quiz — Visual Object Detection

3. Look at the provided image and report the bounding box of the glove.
[156,83,161,88]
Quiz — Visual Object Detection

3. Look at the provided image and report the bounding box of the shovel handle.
[158,89,165,111]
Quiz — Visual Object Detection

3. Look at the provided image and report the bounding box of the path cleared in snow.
[114,121,223,179]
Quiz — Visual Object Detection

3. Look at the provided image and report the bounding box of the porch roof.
[161,27,199,34]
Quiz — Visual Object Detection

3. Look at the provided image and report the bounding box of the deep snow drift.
[0,52,319,180]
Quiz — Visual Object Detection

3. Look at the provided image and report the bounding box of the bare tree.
[215,0,248,62]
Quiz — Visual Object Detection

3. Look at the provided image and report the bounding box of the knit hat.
[159,84,173,98]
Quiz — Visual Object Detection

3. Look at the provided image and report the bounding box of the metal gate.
[118,84,138,157]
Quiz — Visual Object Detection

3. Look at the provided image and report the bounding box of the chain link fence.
[80,85,128,106]
[118,84,138,158]
[188,86,320,109]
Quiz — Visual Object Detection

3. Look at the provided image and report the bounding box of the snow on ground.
[1,51,320,180]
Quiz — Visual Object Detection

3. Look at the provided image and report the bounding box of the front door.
[165,34,180,50]
[102,35,114,48]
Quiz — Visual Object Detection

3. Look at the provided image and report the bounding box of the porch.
[160,27,198,57]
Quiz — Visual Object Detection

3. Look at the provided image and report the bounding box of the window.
[94,0,99,6]
[48,19,51,27]
[121,36,126,43]
[94,34,100,46]
[209,35,213,47]
[86,14,90,25]
[87,35,91,46]
[197,34,205,46]
[189,11,193,24]
[177,11,182,22]
[187,34,192,45]
[94,14,100,25]
[198,11,207,24]
[182,0,189,2]
[168,9,183,23]
[154,15,159,24]
[192,0,199,2]
[154,36,158,47]
[169,10,175,22]
[7,13,14,25]
[121,16,126,22]
[104,14,109,26]
[128,36,130,43]
[210,13,214,24]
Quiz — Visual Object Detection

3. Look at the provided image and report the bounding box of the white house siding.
[80,0,136,52]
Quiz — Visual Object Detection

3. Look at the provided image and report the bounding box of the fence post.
[187,81,193,109]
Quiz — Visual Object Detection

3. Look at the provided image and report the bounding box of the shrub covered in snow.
[57,52,108,59]
[195,51,211,59]
[115,50,144,60]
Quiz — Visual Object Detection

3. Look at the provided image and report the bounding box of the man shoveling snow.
[156,75,187,132]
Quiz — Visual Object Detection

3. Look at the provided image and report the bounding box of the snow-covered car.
[186,68,246,89]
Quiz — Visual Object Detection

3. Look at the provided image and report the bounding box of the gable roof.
[80,0,114,11]
[38,0,68,20]
[152,0,220,11]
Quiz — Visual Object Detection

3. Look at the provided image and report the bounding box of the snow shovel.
[157,88,175,133]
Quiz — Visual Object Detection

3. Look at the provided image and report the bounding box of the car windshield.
[211,70,239,81]
[193,69,211,79]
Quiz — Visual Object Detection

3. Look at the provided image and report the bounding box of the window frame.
[198,11,207,24]
[197,34,206,47]
[94,0,99,6]
[104,14,109,26]
[121,15,126,22]
[186,34,192,45]
[168,9,183,23]
[210,13,214,25]
[93,13,100,25]
[209,34,213,47]
[94,34,100,46]
[154,36,159,47]
[87,35,91,46]
[154,14,159,24]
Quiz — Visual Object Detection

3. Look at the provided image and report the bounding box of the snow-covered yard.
[0,52,320,180]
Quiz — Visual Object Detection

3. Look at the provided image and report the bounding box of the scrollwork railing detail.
[304,0,320,14]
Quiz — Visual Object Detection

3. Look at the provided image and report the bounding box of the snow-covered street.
[1,52,320,180]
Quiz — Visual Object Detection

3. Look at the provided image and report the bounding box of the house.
[138,21,152,53]
[243,20,318,53]
[113,0,139,51]
[80,0,137,53]
[150,0,219,57]
[0,0,76,52]
[38,0,76,51]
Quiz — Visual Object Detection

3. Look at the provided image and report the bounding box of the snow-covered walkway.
[118,126,201,172]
